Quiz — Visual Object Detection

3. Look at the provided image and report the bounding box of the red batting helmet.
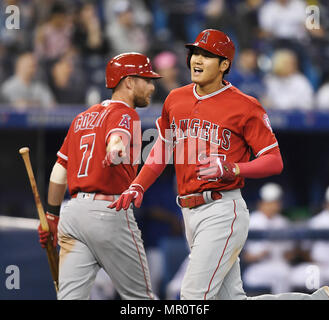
[106,52,162,89]
[185,29,235,68]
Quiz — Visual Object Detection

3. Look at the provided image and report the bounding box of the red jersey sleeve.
[242,102,279,158]
[155,96,175,145]
[104,106,141,145]
[57,127,71,169]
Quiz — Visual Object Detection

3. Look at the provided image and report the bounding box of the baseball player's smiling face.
[190,48,228,95]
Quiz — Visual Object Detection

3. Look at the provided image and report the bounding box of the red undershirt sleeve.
[237,149,283,178]
[132,136,172,191]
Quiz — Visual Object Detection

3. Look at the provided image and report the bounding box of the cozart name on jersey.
[74,110,109,132]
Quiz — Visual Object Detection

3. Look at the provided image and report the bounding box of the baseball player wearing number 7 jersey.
[37,52,161,299]
[110,30,329,300]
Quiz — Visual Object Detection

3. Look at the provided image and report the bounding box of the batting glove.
[196,156,237,181]
[108,184,144,211]
[37,212,59,248]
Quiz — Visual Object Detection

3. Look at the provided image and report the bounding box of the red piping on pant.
[204,200,237,300]
[125,211,153,299]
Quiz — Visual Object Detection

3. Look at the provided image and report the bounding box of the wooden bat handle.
[19,146,59,293]
[19,147,49,232]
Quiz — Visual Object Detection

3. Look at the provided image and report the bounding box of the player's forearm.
[236,150,283,178]
[48,181,67,206]
[48,163,67,215]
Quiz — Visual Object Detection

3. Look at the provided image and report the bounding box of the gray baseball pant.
[57,192,154,300]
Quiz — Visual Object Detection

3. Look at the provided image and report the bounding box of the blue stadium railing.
[1,105,329,131]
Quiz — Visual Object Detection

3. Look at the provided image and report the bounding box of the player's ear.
[124,76,135,90]
[220,59,230,73]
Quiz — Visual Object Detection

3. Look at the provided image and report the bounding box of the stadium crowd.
[0,0,329,110]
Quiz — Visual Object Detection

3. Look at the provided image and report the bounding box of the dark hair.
[50,3,67,16]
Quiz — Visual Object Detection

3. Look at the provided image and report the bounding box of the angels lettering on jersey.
[167,117,232,154]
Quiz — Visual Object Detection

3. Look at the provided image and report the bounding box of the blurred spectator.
[257,0,317,82]
[306,2,329,81]
[151,0,202,44]
[0,0,37,53]
[202,0,234,35]
[227,47,265,99]
[315,74,329,110]
[242,183,296,294]
[1,52,55,110]
[105,0,150,56]
[34,2,73,62]
[0,45,12,87]
[103,0,152,29]
[33,0,60,24]
[235,0,265,49]
[258,0,308,42]
[263,49,314,110]
[289,186,329,291]
[72,1,109,57]
[152,51,186,103]
[49,49,87,105]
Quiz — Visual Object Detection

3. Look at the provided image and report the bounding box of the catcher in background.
[38,52,161,299]
[110,29,329,300]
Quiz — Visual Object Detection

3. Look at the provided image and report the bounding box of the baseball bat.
[19,147,59,293]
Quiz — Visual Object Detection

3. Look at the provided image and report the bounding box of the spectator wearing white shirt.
[264,49,314,110]
[315,77,329,110]
[258,0,308,42]
[1,52,55,111]
[105,0,150,56]
[242,183,296,294]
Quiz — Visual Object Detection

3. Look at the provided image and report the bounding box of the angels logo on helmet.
[199,31,210,44]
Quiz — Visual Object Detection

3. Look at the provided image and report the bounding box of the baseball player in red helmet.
[37,52,161,300]
[110,30,329,300]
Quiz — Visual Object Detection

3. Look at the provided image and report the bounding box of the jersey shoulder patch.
[119,114,131,130]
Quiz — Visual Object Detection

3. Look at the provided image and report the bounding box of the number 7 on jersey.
[78,133,96,177]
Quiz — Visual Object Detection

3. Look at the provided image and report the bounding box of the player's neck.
[195,79,226,96]
[111,92,134,109]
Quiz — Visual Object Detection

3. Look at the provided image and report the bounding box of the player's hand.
[103,134,128,167]
[37,212,59,248]
[102,149,127,167]
[108,184,144,211]
[196,156,237,181]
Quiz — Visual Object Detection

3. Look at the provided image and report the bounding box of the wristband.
[46,204,60,216]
